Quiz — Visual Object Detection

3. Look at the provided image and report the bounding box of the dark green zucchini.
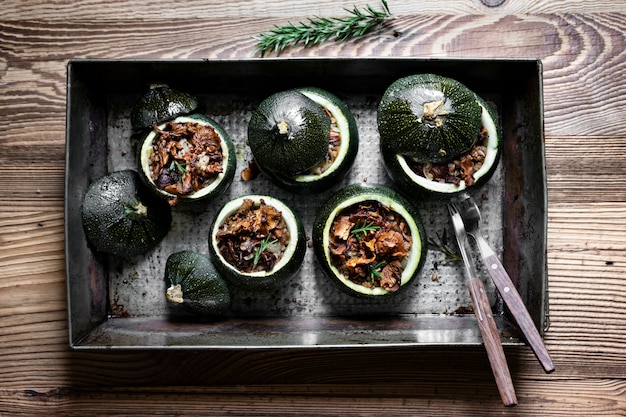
[382,93,501,200]
[165,250,231,316]
[377,73,482,163]
[81,170,172,257]
[138,114,236,207]
[208,195,306,291]
[247,89,330,176]
[131,83,198,131]
[254,87,359,194]
[312,184,427,298]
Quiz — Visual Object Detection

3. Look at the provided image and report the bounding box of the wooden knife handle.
[468,277,518,407]
[482,251,555,374]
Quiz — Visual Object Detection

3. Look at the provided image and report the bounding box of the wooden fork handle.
[468,277,518,407]
[480,246,555,374]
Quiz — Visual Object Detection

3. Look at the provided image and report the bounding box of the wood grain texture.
[2,1,626,414]
[2,0,626,19]
[2,14,625,139]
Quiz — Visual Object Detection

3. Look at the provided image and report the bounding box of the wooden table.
[1,0,625,415]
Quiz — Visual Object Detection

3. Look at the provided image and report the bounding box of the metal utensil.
[448,204,518,407]
[456,194,555,374]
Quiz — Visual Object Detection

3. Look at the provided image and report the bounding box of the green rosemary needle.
[254,0,392,57]
[428,230,462,264]
[369,261,386,283]
[253,235,278,267]
[351,219,380,241]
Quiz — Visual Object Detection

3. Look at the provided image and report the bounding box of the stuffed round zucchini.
[378,74,500,199]
[138,114,236,207]
[208,195,306,290]
[312,184,427,298]
[247,87,359,193]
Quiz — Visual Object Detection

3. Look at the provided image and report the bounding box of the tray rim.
[64,56,548,350]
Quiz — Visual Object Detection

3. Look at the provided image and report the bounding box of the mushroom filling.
[149,121,224,199]
[328,201,412,292]
[407,125,489,186]
[216,199,290,273]
[304,108,341,175]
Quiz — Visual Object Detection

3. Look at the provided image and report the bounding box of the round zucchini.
[165,250,231,317]
[81,170,172,257]
[247,89,330,177]
[208,195,306,290]
[255,87,359,194]
[382,94,501,200]
[312,184,427,298]
[138,114,236,207]
[377,73,482,163]
[131,83,198,131]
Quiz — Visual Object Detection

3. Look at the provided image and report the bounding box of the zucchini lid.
[248,90,330,176]
[131,83,198,131]
[165,250,231,316]
[378,73,482,163]
[81,170,172,257]
[258,87,359,193]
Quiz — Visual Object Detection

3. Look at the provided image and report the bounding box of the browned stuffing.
[409,126,489,186]
[328,201,412,292]
[216,199,290,273]
[149,121,224,205]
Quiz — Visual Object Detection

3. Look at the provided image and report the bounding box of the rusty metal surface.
[65,58,546,349]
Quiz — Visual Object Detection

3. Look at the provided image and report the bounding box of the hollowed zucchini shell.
[130,83,198,131]
[208,195,306,291]
[312,184,427,298]
[81,170,172,257]
[165,250,231,317]
[247,89,331,177]
[254,87,359,194]
[138,114,236,207]
[382,94,501,200]
[377,74,482,163]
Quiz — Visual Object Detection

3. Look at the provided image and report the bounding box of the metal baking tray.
[65,58,547,349]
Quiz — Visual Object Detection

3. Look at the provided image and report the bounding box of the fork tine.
[447,202,460,219]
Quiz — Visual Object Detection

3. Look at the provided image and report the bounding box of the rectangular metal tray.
[65,58,547,349]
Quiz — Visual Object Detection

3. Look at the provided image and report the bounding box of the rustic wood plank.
[0,378,625,416]
[1,14,626,140]
[0,14,626,140]
[2,0,626,20]
[2,5,626,415]
[546,137,626,203]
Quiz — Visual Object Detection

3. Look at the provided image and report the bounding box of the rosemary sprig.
[368,261,386,283]
[169,160,189,175]
[254,0,392,57]
[253,235,278,267]
[351,219,380,241]
[428,230,462,264]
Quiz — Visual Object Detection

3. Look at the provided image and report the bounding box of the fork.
[448,204,517,406]
[456,194,555,373]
